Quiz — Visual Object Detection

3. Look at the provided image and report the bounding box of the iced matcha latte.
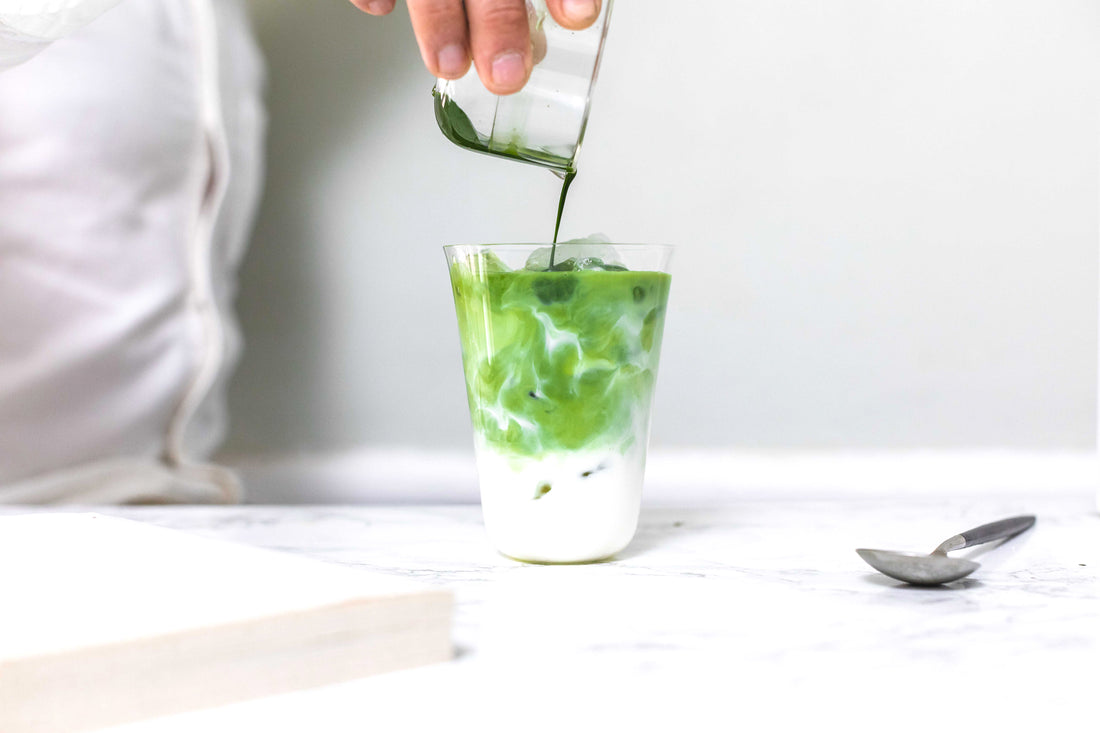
[446,243,671,563]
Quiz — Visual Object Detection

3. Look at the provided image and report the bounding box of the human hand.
[348,0,602,95]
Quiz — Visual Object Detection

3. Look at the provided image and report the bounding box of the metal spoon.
[856,515,1036,586]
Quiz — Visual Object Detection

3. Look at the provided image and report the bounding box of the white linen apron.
[0,0,266,503]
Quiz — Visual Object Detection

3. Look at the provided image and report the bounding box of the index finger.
[544,0,601,31]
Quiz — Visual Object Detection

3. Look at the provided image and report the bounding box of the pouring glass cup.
[432,0,614,174]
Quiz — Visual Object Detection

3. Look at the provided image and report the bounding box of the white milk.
[475,438,647,563]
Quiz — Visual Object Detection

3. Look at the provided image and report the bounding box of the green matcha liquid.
[449,254,671,458]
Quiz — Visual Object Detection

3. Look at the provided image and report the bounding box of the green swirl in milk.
[450,254,671,457]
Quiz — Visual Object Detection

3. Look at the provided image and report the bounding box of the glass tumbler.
[446,242,672,563]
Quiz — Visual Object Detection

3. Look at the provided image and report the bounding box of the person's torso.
[0,0,265,502]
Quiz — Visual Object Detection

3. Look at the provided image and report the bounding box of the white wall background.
[223,0,1099,463]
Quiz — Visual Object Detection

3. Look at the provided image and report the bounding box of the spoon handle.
[934,515,1037,554]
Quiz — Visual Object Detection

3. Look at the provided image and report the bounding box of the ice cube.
[547,255,628,272]
[573,256,627,271]
[525,237,627,272]
[563,233,612,244]
[548,257,579,271]
[524,247,556,271]
[567,241,626,270]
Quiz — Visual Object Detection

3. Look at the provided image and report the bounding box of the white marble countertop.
[11,493,1099,731]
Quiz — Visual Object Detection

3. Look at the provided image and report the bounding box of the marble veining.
[6,493,1097,731]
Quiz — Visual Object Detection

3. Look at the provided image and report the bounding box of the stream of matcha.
[434,89,577,265]
[550,169,576,264]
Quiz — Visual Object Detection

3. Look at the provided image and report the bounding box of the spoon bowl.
[856,515,1036,587]
[856,548,980,586]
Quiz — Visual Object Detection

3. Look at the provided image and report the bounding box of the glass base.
[476,443,644,564]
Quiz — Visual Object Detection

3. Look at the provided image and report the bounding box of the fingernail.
[561,0,598,23]
[366,0,391,13]
[437,44,468,77]
[491,51,526,90]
